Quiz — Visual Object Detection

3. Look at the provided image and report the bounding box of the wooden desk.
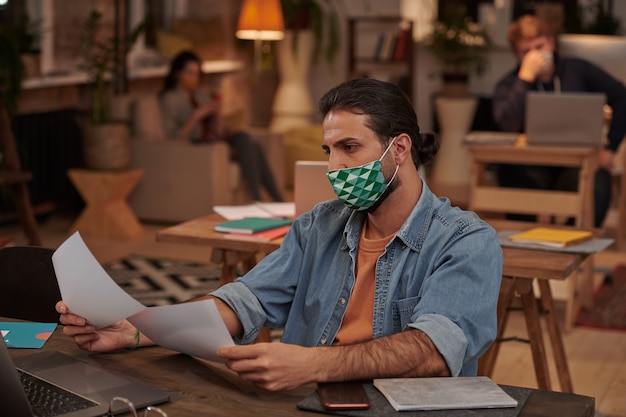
[481,247,588,393]
[156,214,281,287]
[467,142,599,331]
[158,215,585,393]
[157,214,281,342]
[68,169,144,239]
[7,325,595,417]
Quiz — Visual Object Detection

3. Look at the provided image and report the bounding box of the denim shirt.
[212,181,503,376]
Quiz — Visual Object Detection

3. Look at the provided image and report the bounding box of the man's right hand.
[56,301,140,352]
[518,49,550,83]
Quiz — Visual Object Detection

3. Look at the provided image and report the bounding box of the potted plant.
[427,5,491,97]
[79,10,144,171]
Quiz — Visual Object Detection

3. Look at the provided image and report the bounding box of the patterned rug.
[576,264,626,331]
[103,255,222,306]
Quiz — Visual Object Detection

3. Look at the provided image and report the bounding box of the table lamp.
[236,0,285,69]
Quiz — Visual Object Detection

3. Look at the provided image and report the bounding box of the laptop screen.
[294,161,336,217]
[525,92,606,147]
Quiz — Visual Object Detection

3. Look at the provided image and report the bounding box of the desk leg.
[478,277,516,377]
[537,279,574,393]
[210,248,272,344]
[515,279,551,390]
[516,278,552,391]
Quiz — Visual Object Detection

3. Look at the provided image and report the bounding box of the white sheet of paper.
[1,330,8,337]
[128,300,235,362]
[213,202,295,220]
[52,232,145,328]
[255,202,295,218]
[52,232,235,362]
[213,204,274,220]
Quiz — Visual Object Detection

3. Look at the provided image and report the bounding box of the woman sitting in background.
[159,50,284,202]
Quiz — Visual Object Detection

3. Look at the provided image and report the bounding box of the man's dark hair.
[318,78,439,170]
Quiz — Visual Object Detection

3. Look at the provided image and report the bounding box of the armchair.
[127,94,284,223]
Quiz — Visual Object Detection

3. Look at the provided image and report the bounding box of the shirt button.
[340,297,346,305]
[320,339,327,345]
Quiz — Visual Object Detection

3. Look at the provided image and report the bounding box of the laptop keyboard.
[18,369,98,417]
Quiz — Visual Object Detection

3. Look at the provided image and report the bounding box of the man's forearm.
[185,294,244,337]
[313,329,450,382]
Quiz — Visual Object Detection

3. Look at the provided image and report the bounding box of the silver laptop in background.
[294,161,336,217]
[1,335,169,416]
[525,92,606,147]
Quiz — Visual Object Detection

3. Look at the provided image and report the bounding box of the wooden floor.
[1,209,625,417]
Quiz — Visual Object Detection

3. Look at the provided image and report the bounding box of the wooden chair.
[0,246,61,323]
[0,99,41,246]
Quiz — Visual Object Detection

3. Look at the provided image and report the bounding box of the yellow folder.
[508,227,593,248]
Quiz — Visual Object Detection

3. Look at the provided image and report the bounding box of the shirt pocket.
[392,296,421,333]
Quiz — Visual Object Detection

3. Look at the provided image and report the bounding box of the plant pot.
[80,122,131,171]
[442,71,469,98]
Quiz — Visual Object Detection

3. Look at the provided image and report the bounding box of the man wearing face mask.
[57,79,503,391]
[493,14,626,227]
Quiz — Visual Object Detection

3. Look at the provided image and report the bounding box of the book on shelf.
[392,25,411,60]
[373,33,385,60]
[373,376,518,412]
[224,225,291,243]
[378,30,397,61]
[508,227,593,248]
[214,217,292,235]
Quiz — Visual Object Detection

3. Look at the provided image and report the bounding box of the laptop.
[294,161,337,217]
[1,336,169,416]
[525,92,606,147]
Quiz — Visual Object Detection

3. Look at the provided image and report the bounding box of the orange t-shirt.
[333,222,394,345]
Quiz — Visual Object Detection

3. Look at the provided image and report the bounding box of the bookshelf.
[348,17,414,102]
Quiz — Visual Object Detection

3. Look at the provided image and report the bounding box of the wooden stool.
[68,168,144,239]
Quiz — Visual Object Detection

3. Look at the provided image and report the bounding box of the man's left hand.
[217,342,319,391]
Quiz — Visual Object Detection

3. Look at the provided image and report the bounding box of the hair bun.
[415,132,439,165]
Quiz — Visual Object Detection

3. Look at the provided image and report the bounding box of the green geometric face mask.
[326,137,399,211]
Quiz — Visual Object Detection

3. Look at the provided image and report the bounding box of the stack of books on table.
[214,217,292,242]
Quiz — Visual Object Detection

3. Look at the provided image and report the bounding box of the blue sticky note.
[1,322,57,348]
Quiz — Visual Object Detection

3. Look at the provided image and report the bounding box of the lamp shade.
[236,0,285,41]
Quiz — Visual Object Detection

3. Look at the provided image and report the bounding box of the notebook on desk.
[525,92,606,147]
[294,161,336,217]
[1,336,169,416]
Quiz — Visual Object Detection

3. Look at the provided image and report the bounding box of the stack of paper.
[508,227,593,248]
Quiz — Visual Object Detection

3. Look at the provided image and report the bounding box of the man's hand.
[518,49,550,83]
[599,147,615,171]
[56,301,143,352]
[217,342,319,391]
